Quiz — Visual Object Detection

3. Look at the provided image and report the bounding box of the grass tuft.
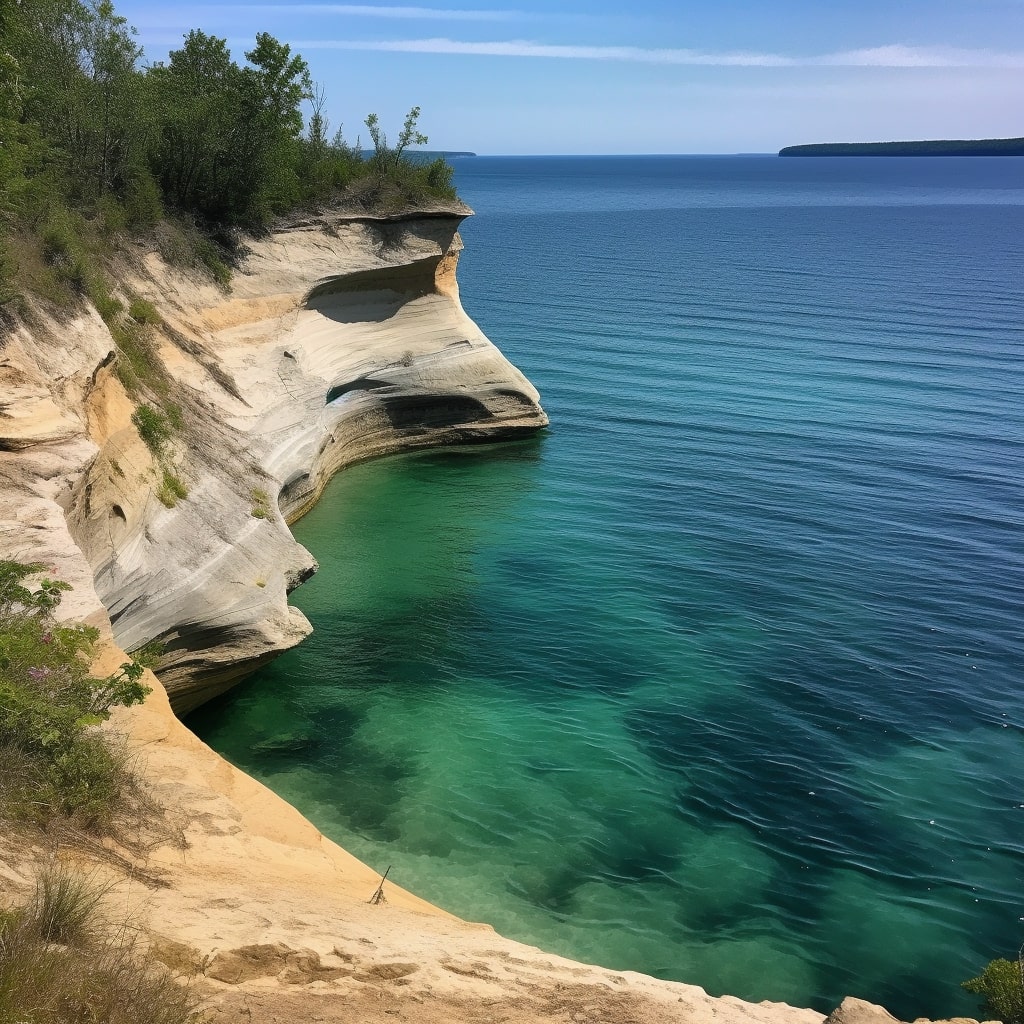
[27,864,109,946]
[133,404,172,455]
[128,298,161,325]
[250,487,272,519]
[0,866,200,1024]
[158,471,188,508]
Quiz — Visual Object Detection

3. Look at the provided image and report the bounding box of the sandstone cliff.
[3,206,546,714]
[0,208,980,1024]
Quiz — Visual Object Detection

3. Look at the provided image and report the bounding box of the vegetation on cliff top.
[0,0,458,315]
[963,956,1024,1024]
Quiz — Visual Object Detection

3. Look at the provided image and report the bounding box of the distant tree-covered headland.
[780,138,1024,157]
[0,0,461,314]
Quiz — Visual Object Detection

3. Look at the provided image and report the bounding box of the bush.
[41,216,82,268]
[0,560,151,830]
[113,320,167,395]
[124,170,164,229]
[193,237,232,288]
[128,298,161,325]
[0,237,19,309]
[89,280,124,322]
[963,958,1024,1024]
[129,639,165,669]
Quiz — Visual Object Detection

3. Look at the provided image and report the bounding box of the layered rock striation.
[1,205,546,713]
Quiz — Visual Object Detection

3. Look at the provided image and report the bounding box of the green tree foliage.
[963,958,1024,1024]
[0,560,150,825]
[12,0,146,205]
[357,105,457,208]
[366,104,428,175]
[0,0,458,305]
[147,29,314,225]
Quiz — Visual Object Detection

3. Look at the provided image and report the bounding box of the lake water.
[189,155,1024,1018]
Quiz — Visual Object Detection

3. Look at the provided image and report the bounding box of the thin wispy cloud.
[228,4,523,20]
[292,37,1024,67]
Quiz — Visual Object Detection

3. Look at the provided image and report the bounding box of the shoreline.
[0,205,985,1024]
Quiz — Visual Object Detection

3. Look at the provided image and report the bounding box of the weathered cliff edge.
[0,209,983,1024]
[4,206,547,714]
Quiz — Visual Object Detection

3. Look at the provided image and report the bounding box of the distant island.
[779,138,1024,157]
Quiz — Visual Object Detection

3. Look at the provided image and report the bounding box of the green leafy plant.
[0,560,151,828]
[128,639,165,670]
[365,105,428,176]
[963,956,1024,1024]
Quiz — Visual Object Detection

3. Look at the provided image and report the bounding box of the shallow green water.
[190,156,1024,1017]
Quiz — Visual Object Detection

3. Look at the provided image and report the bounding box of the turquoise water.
[189,157,1024,1018]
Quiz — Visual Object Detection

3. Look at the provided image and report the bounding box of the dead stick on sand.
[369,865,391,905]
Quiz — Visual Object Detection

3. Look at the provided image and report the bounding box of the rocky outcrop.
[2,206,546,713]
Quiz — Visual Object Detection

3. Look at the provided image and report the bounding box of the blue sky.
[119,1,1024,153]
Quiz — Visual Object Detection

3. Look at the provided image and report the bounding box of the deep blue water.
[190,156,1024,1018]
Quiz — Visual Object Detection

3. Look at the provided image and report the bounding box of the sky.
[117,0,1024,154]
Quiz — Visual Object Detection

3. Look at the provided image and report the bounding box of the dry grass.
[0,865,202,1024]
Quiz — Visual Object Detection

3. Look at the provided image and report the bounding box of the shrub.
[424,156,456,200]
[124,170,164,229]
[41,216,81,267]
[89,279,124,322]
[193,237,232,288]
[128,298,161,325]
[0,560,151,830]
[95,195,129,238]
[129,639,165,669]
[113,321,166,395]
[0,237,19,310]
[963,958,1024,1024]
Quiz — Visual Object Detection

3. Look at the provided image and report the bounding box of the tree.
[12,0,143,202]
[963,957,1024,1024]
[0,560,151,824]
[365,105,428,176]
[147,30,240,219]
[148,30,311,226]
